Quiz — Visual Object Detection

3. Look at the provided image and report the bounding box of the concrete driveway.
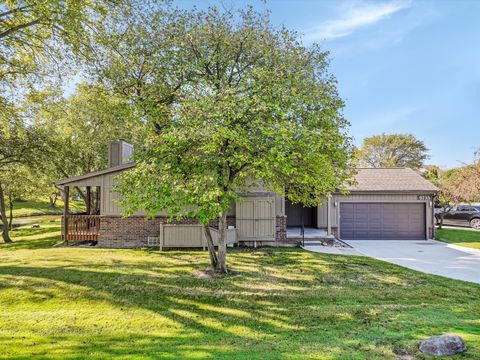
[343,240,480,284]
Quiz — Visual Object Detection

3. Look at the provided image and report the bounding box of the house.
[55,141,438,248]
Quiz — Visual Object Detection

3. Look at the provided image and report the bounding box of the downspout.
[432,194,436,240]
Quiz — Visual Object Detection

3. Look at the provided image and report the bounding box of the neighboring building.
[56,141,438,248]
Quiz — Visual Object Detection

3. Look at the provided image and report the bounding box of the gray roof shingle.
[346,168,438,192]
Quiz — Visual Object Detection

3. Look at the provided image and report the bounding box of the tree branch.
[0,17,43,40]
[0,5,31,19]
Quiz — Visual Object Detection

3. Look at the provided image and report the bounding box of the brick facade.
[98,216,199,248]
[97,215,289,248]
[275,215,287,244]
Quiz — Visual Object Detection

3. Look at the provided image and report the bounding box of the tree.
[0,0,133,243]
[30,83,141,206]
[425,157,480,229]
[424,165,452,229]
[106,7,354,273]
[0,103,45,243]
[0,0,128,93]
[356,133,429,169]
[0,164,36,231]
[446,163,480,204]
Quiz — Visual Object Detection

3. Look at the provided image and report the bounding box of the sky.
[174,0,480,169]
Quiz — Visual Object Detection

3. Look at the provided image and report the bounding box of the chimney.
[108,140,134,168]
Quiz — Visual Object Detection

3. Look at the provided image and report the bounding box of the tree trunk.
[8,194,13,230]
[0,184,12,243]
[74,186,87,210]
[203,225,218,269]
[438,213,444,229]
[216,211,228,274]
[437,205,449,230]
[49,192,58,208]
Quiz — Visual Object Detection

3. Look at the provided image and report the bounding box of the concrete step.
[288,235,335,241]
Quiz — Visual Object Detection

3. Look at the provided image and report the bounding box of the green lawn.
[11,199,85,218]
[437,228,480,249]
[0,217,479,359]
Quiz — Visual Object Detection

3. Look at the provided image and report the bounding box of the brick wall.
[275,215,287,244]
[98,215,288,248]
[98,216,199,248]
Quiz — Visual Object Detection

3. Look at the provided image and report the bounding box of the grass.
[11,199,85,218]
[436,228,480,249]
[0,217,479,359]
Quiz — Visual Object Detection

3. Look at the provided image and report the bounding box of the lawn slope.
[0,218,479,359]
[437,228,480,249]
[11,199,85,218]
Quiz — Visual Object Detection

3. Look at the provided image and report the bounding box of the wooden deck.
[62,215,100,244]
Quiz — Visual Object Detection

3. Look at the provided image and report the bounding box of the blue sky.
[176,0,480,169]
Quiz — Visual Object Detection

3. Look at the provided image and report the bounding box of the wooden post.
[327,197,332,236]
[86,186,91,215]
[95,186,101,215]
[159,223,164,251]
[63,186,69,244]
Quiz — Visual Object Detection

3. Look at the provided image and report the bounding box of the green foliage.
[0,223,479,359]
[111,7,353,224]
[446,163,480,203]
[0,101,48,242]
[0,164,37,226]
[357,133,429,169]
[0,0,128,94]
[0,102,45,167]
[433,160,480,205]
[30,83,142,181]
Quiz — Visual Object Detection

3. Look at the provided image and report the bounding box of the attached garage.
[317,168,439,241]
[340,202,426,240]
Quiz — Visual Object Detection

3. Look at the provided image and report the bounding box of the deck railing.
[62,215,100,244]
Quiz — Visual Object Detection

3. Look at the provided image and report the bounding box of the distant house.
[56,141,438,248]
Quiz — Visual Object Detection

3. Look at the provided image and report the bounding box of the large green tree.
[0,103,45,243]
[0,164,36,231]
[0,0,128,91]
[445,163,480,204]
[30,83,141,205]
[0,0,132,243]
[104,7,353,273]
[357,133,429,169]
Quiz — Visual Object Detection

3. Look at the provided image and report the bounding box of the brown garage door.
[340,203,426,240]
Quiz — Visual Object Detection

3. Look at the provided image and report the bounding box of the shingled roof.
[346,168,438,193]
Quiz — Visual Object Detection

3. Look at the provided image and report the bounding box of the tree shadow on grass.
[0,248,479,359]
[0,233,60,250]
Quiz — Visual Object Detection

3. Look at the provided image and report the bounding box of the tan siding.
[160,224,236,249]
[317,202,328,227]
[63,175,103,187]
[102,173,121,215]
[236,196,275,241]
[161,224,204,248]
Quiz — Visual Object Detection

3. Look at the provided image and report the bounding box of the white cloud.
[304,1,411,42]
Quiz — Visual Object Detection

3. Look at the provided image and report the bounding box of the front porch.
[285,197,334,245]
[61,184,101,245]
[62,215,101,244]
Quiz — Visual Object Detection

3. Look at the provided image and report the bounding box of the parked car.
[436,205,480,229]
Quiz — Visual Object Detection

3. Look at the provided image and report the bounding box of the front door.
[285,199,316,227]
